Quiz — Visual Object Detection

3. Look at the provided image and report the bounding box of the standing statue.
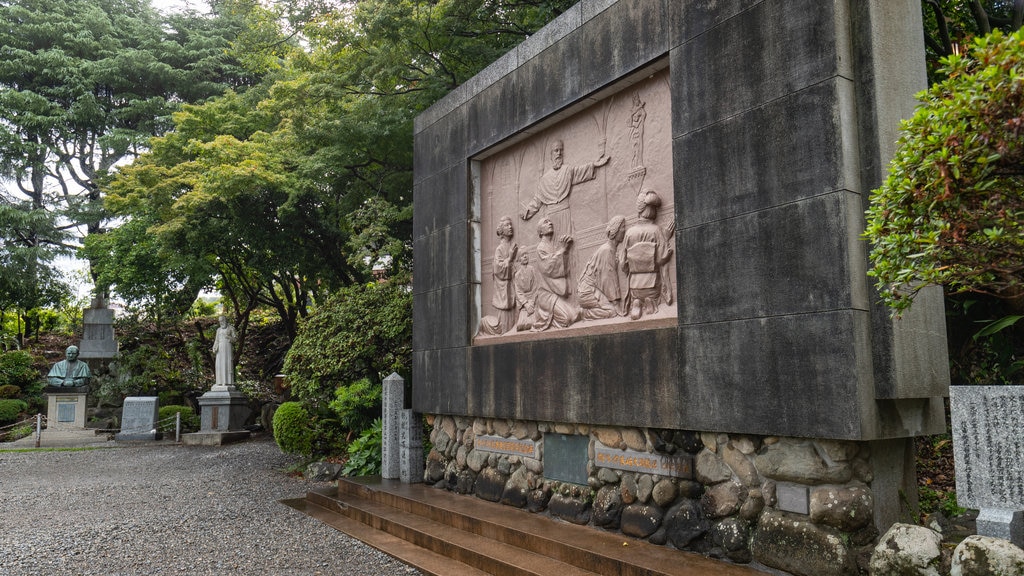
[622,190,674,320]
[479,216,519,336]
[212,315,237,386]
[47,345,91,388]
[578,215,626,320]
[533,217,581,330]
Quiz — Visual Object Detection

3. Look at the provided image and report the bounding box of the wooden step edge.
[332,480,767,576]
[299,492,600,576]
[281,498,490,576]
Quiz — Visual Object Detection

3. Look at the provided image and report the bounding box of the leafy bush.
[328,377,382,434]
[0,350,41,390]
[342,418,382,477]
[284,282,411,406]
[865,29,1024,313]
[158,405,200,432]
[0,384,21,399]
[0,398,28,425]
[272,401,314,456]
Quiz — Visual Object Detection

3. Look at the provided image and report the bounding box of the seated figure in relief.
[622,190,674,320]
[532,217,580,330]
[513,252,539,332]
[479,216,519,335]
[578,215,626,320]
[47,345,91,388]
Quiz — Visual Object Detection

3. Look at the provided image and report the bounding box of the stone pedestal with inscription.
[78,304,118,361]
[182,386,251,446]
[951,385,1024,547]
[115,396,160,441]
[45,386,88,429]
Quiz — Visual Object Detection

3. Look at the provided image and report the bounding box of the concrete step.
[291,477,767,576]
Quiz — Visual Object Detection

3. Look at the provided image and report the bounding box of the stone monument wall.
[413,0,951,569]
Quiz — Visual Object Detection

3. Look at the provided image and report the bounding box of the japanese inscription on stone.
[594,443,693,479]
[475,435,538,458]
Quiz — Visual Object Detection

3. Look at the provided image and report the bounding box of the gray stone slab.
[975,509,1024,549]
[544,433,589,485]
[180,430,251,446]
[671,0,840,135]
[951,386,1024,510]
[197,389,250,432]
[675,81,848,228]
[670,0,762,46]
[413,105,468,183]
[411,348,468,416]
[382,373,404,480]
[399,409,424,484]
[119,397,158,435]
[776,482,811,515]
[579,0,670,95]
[679,192,856,323]
[411,225,469,295]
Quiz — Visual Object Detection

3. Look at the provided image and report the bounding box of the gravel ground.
[0,436,423,576]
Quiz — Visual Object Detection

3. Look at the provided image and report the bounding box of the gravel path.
[0,436,423,575]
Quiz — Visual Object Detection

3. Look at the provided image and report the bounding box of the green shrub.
[0,399,28,425]
[0,384,21,399]
[158,405,200,432]
[342,418,382,477]
[272,401,314,456]
[328,377,382,434]
[0,350,41,390]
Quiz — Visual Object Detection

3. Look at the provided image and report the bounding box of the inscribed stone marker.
[543,433,589,485]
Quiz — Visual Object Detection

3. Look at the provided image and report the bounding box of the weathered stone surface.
[305,461,342,481]
[722,442,759,486]
[620,474,638,504]
[702,480,745,519]
[751,509,856,576]
[950,535,1024,576]
[739,488,765,521]
[696,449,732,485]
[501,466,529,508]
[593,485,623,529]
[452,468,476,495]
[456,444,468,468]
[867,523,942,576]
[621,504,664,538]
[527,486,551,513]
[440,416,457,443]
[678,479,704,499]
[652,479,677,508]
[816,439,861,463]
[523,456,543,474]
[594,427,623,449]
[701,432,718,452]
[753,438,853,484]
[549,492,591,525]
[466,448,488,473]
[810,485,873,532]
[433,429,452,455]
[710,517,752,563]
[731,436,757,455]
[425,451,446,483]
[597,467,619,484]
[473,463,505,500]
[666,499,710,550]
[492,419,511,437]
[637,474,654,503]
[472,418,487,435]
[622,428,646,452]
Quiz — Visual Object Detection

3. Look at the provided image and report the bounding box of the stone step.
[295,477,765,576]
[301,486,599,576]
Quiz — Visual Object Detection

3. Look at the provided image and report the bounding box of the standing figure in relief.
[479,216,519,335]
[628,92,647,170]
[513,252,539,331]
[622,190,674,320]
[212,315,237,385]
[533,217,581,330]
[578,215,626,320]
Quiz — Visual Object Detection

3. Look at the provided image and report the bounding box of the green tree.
[0,0,253,302]
[864,28,1024,314]
[922,1,1024,78]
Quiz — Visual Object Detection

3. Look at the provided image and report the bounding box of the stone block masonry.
[425,415,879,574]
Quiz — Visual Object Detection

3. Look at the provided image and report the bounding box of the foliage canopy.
[865,29,1024,313]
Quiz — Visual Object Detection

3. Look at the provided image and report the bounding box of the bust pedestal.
[44,386,88,429]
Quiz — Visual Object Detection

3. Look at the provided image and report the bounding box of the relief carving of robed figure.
[533,217,581,330]
[479,216,519,335]
[622,190,674,320]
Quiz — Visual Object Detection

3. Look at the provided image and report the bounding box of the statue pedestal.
[182,386,251,446]
[45,387,88,429]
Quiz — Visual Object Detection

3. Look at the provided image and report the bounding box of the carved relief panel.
[475,70,675,340]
